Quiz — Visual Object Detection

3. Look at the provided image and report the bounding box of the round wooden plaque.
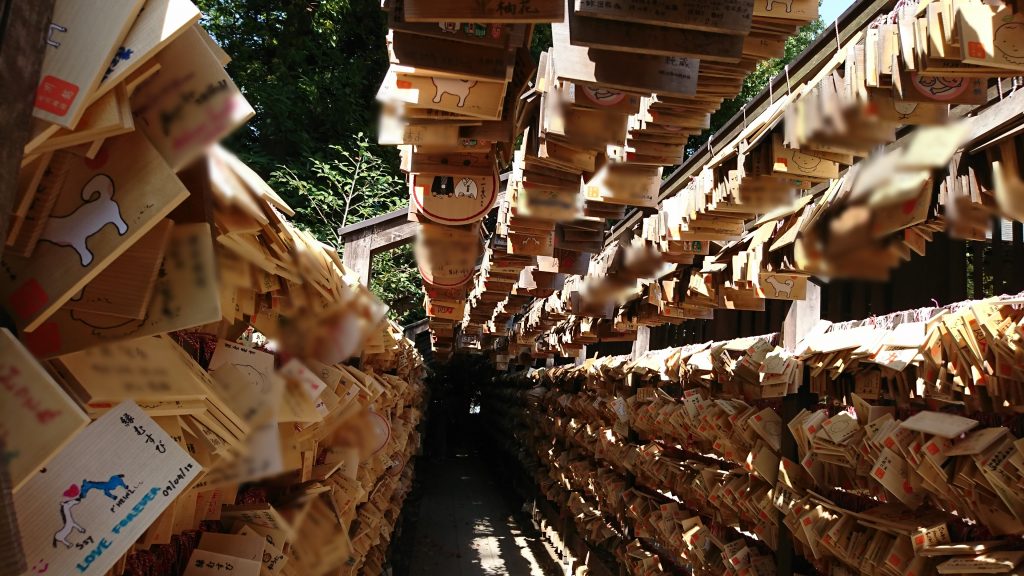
[410,172,498,225]
[414,223,480,287]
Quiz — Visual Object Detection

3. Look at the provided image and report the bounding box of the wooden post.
[778,281,820,574]
[0,0,57,258]
[782,281,821,351]
[342,228,374,286]
[630,325,650,359]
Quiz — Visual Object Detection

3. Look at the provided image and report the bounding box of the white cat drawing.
[39,174,128,267]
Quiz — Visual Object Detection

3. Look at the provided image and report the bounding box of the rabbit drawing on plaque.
[765,0,794,12]
[39,174,128,267]
[432,78,477,107]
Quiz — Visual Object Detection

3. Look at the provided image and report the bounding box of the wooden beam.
[371,220,417,254]
[605,0,896,246]
[0,0,56,260]
[342,229,373,286]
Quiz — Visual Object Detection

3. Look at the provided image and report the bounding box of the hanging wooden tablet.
[0,329,89,492]
[53,334,210,415]
[583,164,661,208]
[13,401,201,576]
[414,223,480,287]
[32,0,146,128]
[61,218,173,319]
[90,0,202,105]
[401,0,564,23]
[567,8,745,62]
[756,271,809,300]
[409,169,498,224]
[389,31,514,83]
[0,131,189,333]
[896,70,987,104]
[131,26,255,171]
[573,0,753,35]
[381,70,507,120]
[753,0,817,23]
[958,2,1024,72]
[424,296,467,321]
[23,223,220,358]
[551,23,699,97]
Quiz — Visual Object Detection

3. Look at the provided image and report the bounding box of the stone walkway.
[403,451,553,576]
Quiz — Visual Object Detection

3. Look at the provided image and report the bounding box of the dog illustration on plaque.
[432,78,477,107]
[764,276,794,297]
[53,485,85,548]
[765,0,794,12]
[80,473,129,500]
[39,174,128,266]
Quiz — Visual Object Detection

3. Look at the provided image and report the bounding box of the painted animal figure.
[765,0,794,12]
[432,78,477,107]
[52,498,84,548]
[764,276,794,297]
[80,473,128,500]
[39,174,128,266]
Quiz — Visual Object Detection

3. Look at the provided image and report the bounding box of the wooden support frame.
[338,206,418,286]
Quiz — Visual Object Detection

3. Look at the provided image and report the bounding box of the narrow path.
[403,451,553,576]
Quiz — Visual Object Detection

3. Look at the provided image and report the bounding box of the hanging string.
[742,104,747,128]
[834,19,842,53]
[785,64,792,95]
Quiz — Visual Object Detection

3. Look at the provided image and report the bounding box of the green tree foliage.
[196,0,425,325]
[685,15,825,156]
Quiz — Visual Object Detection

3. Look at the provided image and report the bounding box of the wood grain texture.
[32,0,146,128]
[0,0,56,261]
[0,130,190,334]
[0,328,89,491]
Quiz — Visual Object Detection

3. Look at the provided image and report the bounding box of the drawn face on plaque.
[583,86,626,106]
[911,74,967,101]
[996,22,1024,64]
[411,172,496,225]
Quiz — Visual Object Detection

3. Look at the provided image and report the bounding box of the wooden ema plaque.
[756,272,809,301]
[566,5,745,62]
[573,0,754,35]
[401,0,564,23]
[0,131,190,334]
[0,329,89,492]
[551,21,699,98]
[90,0,202,106]
[424,296,467,321]
[131,26,255,171]
[32,0,146,128]
[583,163,661,208]
[24,223,221,359]
[414,223,480,287]
[14,401,200,576]
[382,69,507,120]
[410,169,498,225]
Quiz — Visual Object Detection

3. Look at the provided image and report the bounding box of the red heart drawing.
[63,484,79,499]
